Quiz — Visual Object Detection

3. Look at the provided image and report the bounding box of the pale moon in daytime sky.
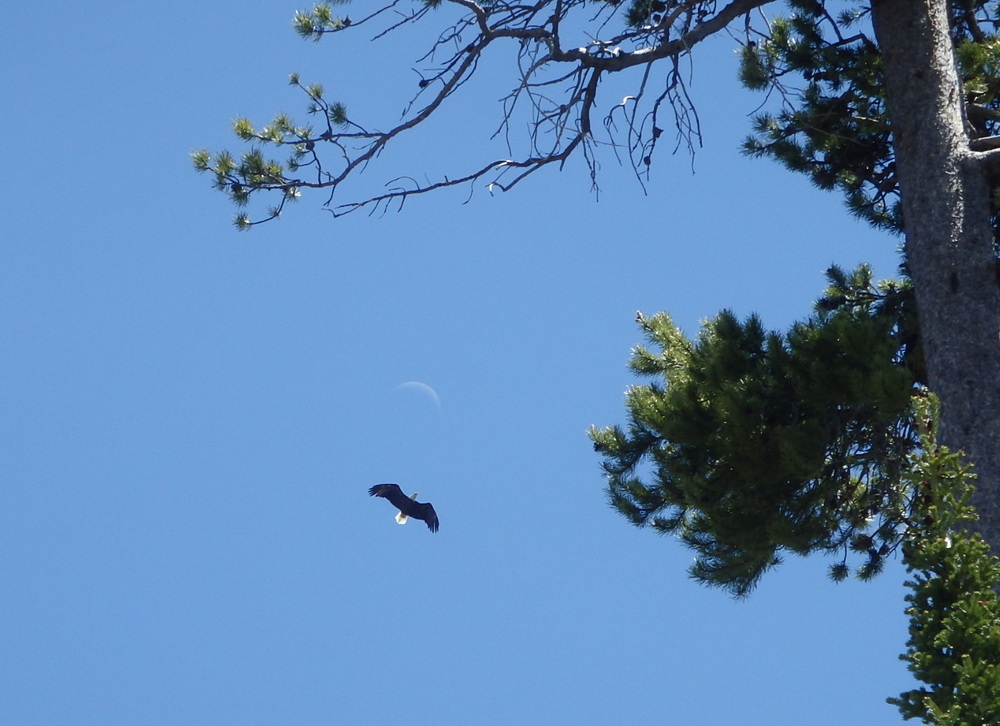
[395,381,442,409]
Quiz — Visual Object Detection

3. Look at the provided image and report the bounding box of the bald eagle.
[368,483,439,532]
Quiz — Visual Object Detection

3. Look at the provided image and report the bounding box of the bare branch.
[548,0,775,71]
[198,0,780,225]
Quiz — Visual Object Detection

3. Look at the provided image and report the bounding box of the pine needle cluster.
[888,395,1000,724]
[740,0,1000,235]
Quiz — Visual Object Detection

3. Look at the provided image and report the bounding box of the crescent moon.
[395,381,441,409]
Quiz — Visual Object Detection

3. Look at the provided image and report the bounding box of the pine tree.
[889,394,1000,724]
[589,264,921,595]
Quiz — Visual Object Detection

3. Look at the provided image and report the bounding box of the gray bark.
[871,0,1000,551]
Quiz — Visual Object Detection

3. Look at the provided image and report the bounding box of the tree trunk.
[871,0,1000,551]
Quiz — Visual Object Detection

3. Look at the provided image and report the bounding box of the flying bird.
[368,483,439,532]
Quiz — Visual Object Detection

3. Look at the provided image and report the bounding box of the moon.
[395,381,441,409]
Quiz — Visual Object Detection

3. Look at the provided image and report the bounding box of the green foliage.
[590,265,922,596]
[190,134,301,228]
[741,1,1000,234]
[737,42,770,91]
[191,74,352,228]
[623,0,664,29]
[294,3,353,40]
[956,37,1000,106]
[739,3,896,230]
[888,395,1000,724]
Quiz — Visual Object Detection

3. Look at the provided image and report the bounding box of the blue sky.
[2,2,915,724]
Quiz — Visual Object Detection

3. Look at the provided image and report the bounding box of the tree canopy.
[589,265,921,595]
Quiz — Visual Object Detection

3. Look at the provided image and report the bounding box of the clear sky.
[2,2,916,724]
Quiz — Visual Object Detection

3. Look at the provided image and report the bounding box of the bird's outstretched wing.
[368,483,409,510]
[412,502,439,532]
